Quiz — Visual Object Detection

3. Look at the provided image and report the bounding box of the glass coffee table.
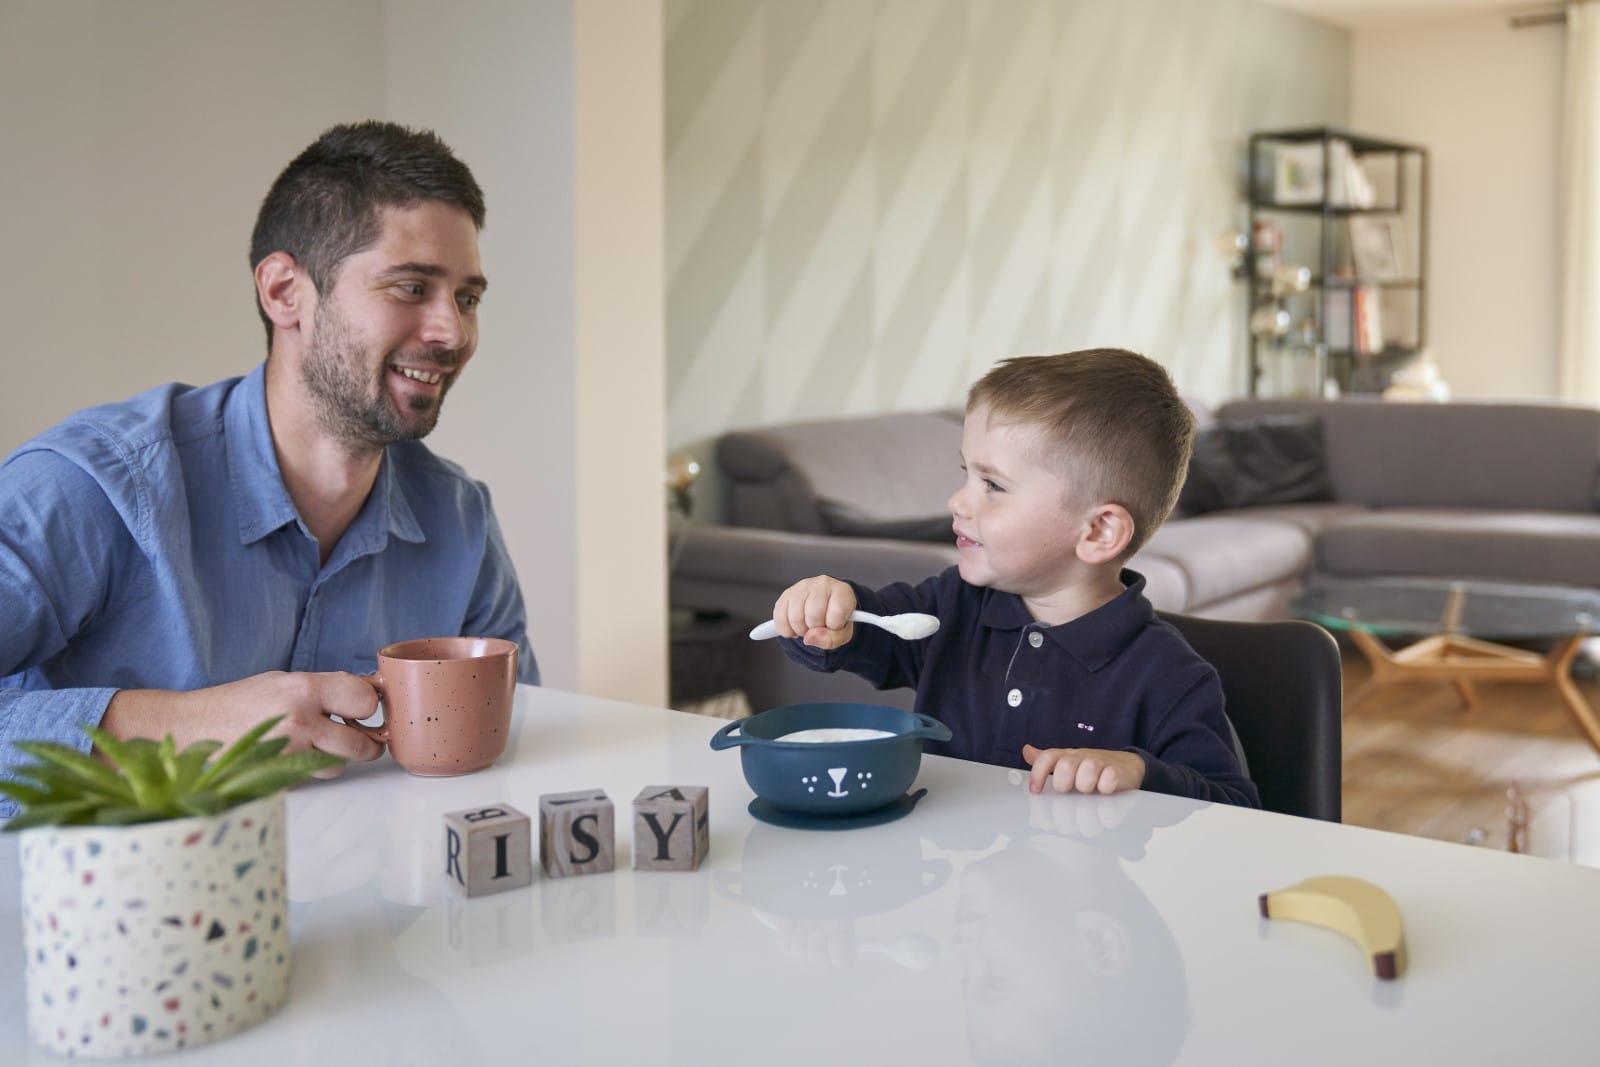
[1290,576,1600,754]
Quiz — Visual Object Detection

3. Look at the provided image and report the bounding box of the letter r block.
[539,789,615,878]
[443,803,533,897]
[631,785,710,872]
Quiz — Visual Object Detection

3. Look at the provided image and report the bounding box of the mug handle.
[342,673,391,744]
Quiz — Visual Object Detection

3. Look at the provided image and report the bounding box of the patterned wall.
[665,0,1348,454]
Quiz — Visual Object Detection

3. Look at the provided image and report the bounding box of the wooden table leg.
[1548,635,1600,755]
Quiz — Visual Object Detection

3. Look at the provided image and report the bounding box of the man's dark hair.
[249,121,485,348]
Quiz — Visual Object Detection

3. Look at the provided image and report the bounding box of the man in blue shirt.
[0,122,536,802]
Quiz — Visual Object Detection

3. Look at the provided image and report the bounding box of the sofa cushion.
[718,412,963,533]
[1318,508,1600,586]
[816,501,952,542]
[1178,414,1331,514]
[1138,514,1314,609]
[1217,398,1600,512]
[1211,502,1371,538]
[1126,553,1192,614]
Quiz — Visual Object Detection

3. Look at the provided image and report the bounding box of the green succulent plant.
[0,715,345,831]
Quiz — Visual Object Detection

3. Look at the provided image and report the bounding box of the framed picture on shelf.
[1349,217,1406,280]
[1271,143,1325,204]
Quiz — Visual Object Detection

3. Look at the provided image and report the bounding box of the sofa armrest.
[670,524,959,621]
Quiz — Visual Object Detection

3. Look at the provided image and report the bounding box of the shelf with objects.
[1243,128,1428,398]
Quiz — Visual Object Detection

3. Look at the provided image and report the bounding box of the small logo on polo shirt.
[1077,722,1095,732]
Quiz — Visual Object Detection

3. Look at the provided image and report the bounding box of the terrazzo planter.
[18,792,291,1057]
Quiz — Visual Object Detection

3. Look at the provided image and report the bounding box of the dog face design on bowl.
[710,703,952,817]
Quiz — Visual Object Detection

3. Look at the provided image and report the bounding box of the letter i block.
[539,789,615,878]
[632,786,710,872]
[443,803,533,898]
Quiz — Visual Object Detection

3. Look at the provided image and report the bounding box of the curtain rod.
[1511,2,1596,29]
[1510,11,1564,28]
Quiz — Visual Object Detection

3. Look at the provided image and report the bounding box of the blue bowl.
[710,702,951,816]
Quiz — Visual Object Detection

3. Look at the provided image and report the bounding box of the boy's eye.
[984,478,1003,493]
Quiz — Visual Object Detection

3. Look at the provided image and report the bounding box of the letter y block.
[539,789,615,877]
[632,786,710,871]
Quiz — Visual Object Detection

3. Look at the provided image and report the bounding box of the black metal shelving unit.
[1246,128,1429,397]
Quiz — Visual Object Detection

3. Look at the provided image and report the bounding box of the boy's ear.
[1075,503,1135,565]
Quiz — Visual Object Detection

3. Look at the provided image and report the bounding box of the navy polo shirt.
[780,567,1260,808]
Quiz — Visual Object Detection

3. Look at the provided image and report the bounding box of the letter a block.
[443,803,533,898]
[540,789,615,878]
[632,786,710,872]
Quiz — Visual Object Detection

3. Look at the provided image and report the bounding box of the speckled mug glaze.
[354,636,518,776]
[20,793,289,1057]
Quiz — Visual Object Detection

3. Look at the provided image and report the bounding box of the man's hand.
[1022,743,1146,796]
[100,671,385,775]
[771,575,858,650]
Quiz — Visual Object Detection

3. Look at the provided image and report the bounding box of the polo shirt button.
[1028,632,1044,648]
[1007,688,1023,707]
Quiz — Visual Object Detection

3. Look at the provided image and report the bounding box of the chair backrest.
[1158,612,1343,822]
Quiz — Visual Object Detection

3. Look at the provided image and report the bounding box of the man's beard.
[301,300,455,453]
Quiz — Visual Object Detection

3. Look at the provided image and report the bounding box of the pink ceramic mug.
[348,637,518,776]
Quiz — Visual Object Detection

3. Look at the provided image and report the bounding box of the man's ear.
[254,252,310,332]
[1075,503,1135,565]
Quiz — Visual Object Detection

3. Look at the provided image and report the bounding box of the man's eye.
[396,283,425,298]
[458,292,482,311]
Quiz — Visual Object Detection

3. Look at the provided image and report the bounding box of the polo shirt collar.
[978,568,1154,671]
[225,364,426,548]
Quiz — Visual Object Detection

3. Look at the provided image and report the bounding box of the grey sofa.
[671,397,1600,711]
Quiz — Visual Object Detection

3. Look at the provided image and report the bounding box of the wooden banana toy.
[1258,875,1407,979]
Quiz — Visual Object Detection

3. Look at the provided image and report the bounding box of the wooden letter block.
[632,785,710,872]
[443,803,533,898]
[540,789,615,878]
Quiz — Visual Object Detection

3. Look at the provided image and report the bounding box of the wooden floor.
[1340,649,1600,867]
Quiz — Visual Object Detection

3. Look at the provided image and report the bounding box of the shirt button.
[1028,632,1044,648]
[1007,688,1023,707]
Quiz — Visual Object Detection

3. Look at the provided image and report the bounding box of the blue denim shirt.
[0,364,537,795]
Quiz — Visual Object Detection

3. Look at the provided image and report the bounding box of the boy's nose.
[947,486,969,517]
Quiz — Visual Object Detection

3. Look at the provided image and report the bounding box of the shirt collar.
[977,568,1154,672]
[225,364,426,548]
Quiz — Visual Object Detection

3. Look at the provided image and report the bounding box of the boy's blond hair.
[967,348,1194,558]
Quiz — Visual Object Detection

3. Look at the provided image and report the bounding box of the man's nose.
[420,296,469,351]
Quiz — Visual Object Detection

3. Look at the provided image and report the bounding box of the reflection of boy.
[771,349,1257,806]
[953,830,1190,1066]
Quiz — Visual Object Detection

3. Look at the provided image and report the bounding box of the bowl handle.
[906,713,953,743]
[708,719,754,750]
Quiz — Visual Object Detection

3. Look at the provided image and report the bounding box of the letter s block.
[539,789,615,878]
[631,786,710,872]
[443,803,533,897]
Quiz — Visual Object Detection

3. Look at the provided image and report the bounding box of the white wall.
[664,0,1351,460]
[1350,12,1564,399]
[0,0,666,706]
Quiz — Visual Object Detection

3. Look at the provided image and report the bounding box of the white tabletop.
[4,685,1599,1065]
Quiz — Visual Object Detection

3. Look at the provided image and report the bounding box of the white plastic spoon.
[748,610,940,642]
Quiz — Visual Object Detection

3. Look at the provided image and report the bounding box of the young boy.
[769,349,1259,807]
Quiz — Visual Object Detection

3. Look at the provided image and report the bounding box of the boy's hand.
[1022,744,1146,796]
[772,576,858,649]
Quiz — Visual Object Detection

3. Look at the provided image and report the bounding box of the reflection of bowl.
[714,819,951,918]
[709,703,951,816]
